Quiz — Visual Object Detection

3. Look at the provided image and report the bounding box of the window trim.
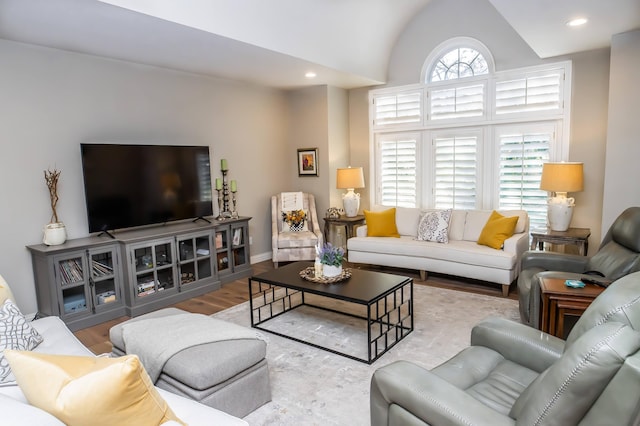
[421,37,495,84]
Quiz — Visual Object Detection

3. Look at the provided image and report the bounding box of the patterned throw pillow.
[282,209,309,232]
[417,209,452,243]
[0,299,44,384]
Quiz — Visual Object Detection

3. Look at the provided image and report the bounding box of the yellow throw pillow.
[364,208,400,237]
[0,274,15,305]
[4,351,184,426]
[477,210,519,249]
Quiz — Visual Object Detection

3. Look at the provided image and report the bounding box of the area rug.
[212,283,520,426]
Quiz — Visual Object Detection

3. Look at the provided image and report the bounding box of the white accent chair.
[271,192,323,268]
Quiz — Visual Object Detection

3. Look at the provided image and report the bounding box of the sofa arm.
[520,250,588,272]
[371,360,515,426]
[471,317,564,373]
[355,225,368,237]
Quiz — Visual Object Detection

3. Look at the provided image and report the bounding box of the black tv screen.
[81,144,213,233]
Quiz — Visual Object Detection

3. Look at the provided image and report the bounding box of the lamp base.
[342,189,360,217]
[547,202,574,232]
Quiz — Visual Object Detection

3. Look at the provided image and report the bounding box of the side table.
[323,215,365,247]
[530,227,591,256]
[539,277,605,339]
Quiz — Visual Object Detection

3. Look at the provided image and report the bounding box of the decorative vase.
[322,264,342,278]
[43,222,67,246]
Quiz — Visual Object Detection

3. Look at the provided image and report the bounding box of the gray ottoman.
[109,308,271,418]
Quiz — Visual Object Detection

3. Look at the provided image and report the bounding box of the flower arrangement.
[317,243,345,267]
[282,209,307,231]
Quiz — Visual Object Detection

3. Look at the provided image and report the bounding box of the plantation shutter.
[495,70,562,115]
[378,136,418,207]
[372,91,422,127]
[498,131,551,229]
[433,135,477,209]
[430,83,484,120]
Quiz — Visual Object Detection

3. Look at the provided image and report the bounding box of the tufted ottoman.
[109,308,271,418]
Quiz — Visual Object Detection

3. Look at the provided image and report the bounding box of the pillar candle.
[230,180,237,192]
[221,159,228,171]
[215,178,222,190]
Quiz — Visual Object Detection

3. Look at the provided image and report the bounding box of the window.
[376,134,418,208]
[433,133,479,209]
[370,38,571,223]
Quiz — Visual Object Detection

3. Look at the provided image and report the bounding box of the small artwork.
[297,148,318,177]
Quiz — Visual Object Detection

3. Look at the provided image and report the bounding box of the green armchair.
[370,272,640,426]
[518,206,640,328]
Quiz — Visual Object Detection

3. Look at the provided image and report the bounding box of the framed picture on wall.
[297,148,319,176]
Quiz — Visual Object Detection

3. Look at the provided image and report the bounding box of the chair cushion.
[510,322,640,424]
[277,230,319,248]
[432,345,538,415]
[477,211,518,249]
[4,351,184,426]
[364,208,400,237]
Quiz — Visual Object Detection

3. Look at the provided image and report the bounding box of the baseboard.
[251,251,272,264]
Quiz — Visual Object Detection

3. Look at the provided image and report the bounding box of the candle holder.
[231,191,239,219]
[216,189,225,221]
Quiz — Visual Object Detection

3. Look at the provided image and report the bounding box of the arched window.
[422,37,494,83]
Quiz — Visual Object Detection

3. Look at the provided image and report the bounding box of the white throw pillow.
[417,209,452,243]
[0,299,44,384]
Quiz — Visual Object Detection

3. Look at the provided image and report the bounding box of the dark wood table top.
[249,261,412,304]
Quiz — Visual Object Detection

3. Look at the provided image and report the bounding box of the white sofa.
[347,207,529,296]
[0,314,248,426]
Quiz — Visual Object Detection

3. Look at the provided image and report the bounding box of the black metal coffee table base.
[249,262,413,364]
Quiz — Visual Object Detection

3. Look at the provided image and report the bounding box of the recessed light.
[566,17,588,27]
[305,72,317,79]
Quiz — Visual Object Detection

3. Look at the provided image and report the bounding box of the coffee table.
[248,262,413,364]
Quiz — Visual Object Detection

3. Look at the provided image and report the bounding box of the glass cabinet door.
[177,233,212,286]
[54,253,89,316]
[215,228,230,274]
[90,248,120,308]
[131,239,176,299]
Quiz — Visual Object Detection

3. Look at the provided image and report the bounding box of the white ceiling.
[0,0,638,89]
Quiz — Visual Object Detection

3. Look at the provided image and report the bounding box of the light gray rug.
[212,283,520,426]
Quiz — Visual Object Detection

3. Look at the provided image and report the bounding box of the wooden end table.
[539,277,605,339]
[323,214,365,246]
[530,227,591,256]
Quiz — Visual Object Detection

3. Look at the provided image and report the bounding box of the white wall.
[348,0,612,251]
[0,39,291,315]
[602,30,640,232]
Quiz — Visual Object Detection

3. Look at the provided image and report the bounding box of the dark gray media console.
[27,217,251,331]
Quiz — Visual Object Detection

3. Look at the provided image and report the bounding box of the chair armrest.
[520,250,589,273]
[471,317,564,373]
[371,360,515,426]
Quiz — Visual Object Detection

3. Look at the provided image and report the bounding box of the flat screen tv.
[81,144,213,233]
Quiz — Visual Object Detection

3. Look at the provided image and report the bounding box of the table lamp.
[540,162,584,231]
[336,167,365,217]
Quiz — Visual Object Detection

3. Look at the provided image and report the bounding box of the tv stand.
[27,217,252,330]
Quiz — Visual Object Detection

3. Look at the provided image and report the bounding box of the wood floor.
[73,260,518,355]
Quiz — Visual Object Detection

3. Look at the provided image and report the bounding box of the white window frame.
[369,40,572,212]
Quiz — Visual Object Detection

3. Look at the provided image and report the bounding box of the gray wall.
[0,39,292,315]
[349,0,612,252]
[602,30,640,231]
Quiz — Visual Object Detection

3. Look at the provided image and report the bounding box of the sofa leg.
[419,270,427,281]
[501,284,510,297]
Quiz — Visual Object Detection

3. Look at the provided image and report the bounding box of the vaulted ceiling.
[0,0,638,89]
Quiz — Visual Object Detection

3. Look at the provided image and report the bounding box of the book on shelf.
[59,259,83,284]
[92,260,113,277]
[196,248,210,256]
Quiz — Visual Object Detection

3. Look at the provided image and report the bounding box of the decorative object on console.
[336,166,365,217]
[326,207,343,219]
[540,162,584,231]
[297,148,319,176]
[43,168,66,246]
[216,159,237,220]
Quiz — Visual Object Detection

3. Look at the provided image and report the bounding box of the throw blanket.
[121,313,264,383]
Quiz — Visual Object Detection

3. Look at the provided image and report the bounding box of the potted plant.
[43,168,66,246]
[317,243,345,277]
